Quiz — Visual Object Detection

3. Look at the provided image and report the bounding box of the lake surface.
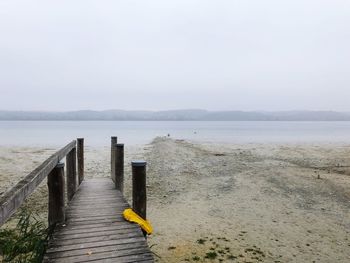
[1,121,350,147]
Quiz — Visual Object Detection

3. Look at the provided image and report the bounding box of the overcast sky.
[0,0,349,111]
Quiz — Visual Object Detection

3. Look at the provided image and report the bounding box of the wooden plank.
[66,207,125,214]
[54,221,133,231]
[68,199,124,207]
[65,207,128,214]
[71,198,123,203]
[69,192,122,197]
[51,228,142,242]
[80,253,153,263]
[71,196,125,202]
[73,191,122,195]
[65,212,126,218]
[68,202,126,207]
[47,248,152,263]
[65,218,126,226]
[62,217,126,226]
[45,241,148,259]
[67,201,126,208]
[0,140,76,226]
[53,224,139,237]
[47,236,147,253]
[67,201,126,207]
[49,231,142,247]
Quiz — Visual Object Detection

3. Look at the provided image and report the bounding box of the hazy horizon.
[1,0,350,111]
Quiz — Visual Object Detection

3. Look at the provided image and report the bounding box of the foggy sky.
[0,0,350,111]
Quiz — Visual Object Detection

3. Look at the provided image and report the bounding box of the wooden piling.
[48,162,65,227]
[132,160,147,220]
[115,143,124,193]
[111,136,118,181]
[77,138,84,185]
[66,147,77,201]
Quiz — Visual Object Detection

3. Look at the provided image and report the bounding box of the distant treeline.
[1,110,350,121]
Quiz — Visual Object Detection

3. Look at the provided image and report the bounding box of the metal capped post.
[115,143,124,193]
[132,160,147,220]
[48,162,65,227]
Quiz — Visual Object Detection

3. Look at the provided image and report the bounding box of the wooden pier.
[0,137,153,263]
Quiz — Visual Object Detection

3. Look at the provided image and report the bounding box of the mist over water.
[1,121,350,147]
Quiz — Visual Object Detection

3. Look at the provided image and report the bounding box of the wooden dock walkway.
[0,138,154,263]
[44,178,153,263]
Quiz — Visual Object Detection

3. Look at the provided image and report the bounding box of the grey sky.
[0,0,350,111]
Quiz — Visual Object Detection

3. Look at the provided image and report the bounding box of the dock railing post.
[66,146,77,201]
[48,162,65,227]
[111,136,118,181]
[77,138,84,185]
[132,160,147,220]
[115,143,124,193]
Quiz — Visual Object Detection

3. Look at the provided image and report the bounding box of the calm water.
[1,121,350,147]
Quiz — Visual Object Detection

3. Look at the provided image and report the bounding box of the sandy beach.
[1,138,350,262]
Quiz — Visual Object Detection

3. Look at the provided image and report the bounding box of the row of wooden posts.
[48,137,148,228]
[48,138,84,227]
[110,136,148,221]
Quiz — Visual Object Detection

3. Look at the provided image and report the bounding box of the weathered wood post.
[48,162,65,227]
[115,143,124,193]
[111,136,118,181]
[66,146,77,201]
[132,160,147,220]
[77,138,84,185]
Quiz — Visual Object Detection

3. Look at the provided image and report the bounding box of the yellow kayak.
[123,208,153,235]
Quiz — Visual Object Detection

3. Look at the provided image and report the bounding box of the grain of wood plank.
[69,201,126,205]
[64,216,122,223]
[63,217,125,226]
[67,203,127,210]
[69,197,125,202]
[72,196,125,201]
[54,224,138,236]
[70,194,124,198]
[47,236,147,253]
[68,204,124,210]
[53,227,140,240]
[54,221,132,231]
[49,232,142,247]
[52,232,141,244]
[65,212,125,218]
[80,253,154,263]
[46,241,148,259]
[66,207,127,214]
[47,248,152,263]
